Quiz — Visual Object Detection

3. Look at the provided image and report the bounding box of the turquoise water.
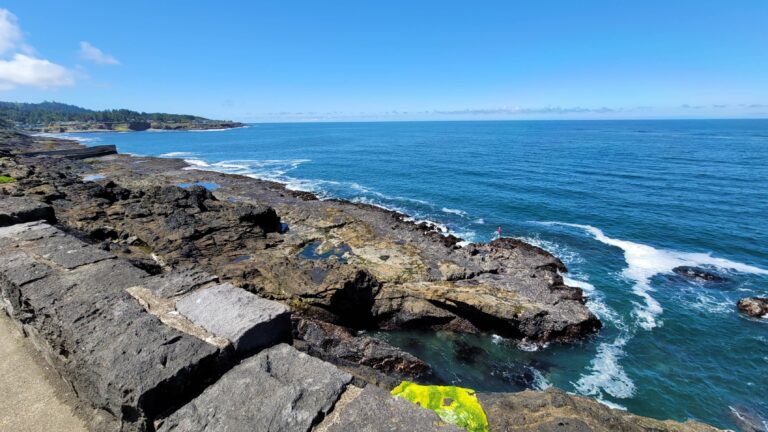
[63,120,768,429]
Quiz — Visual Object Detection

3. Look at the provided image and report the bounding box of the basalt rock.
[292,318,431,385]
[736,297,768,317]
[673,266,726,283]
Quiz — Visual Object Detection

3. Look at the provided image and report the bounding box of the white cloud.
[0,54,74,88]
[79,41,119,65]
[0,9,21,55]
[0,8,74,90]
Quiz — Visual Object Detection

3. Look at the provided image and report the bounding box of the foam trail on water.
[540,222,768,329]
[573,335,635,400]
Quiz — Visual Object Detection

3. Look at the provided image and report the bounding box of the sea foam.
[541,222,768,330]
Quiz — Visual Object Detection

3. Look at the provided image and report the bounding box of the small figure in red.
[496,226,502,239]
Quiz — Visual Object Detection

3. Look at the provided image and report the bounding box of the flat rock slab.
[0,222,222,430]
[318,384,462,432]
[176,283,291,355]
[0,197,55,227]
[143,267,219,298]
[157,343,353,432]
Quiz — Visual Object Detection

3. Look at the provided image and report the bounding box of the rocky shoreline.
[0,131,722,431]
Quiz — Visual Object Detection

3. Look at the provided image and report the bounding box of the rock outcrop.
[478,388,721,432]
[736,297,768,317]
[0,152,600,345]
[293,318,431,386]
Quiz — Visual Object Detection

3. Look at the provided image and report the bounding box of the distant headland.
[0,101,244,133]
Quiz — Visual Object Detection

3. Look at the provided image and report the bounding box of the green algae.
[0,176,16,183]
[391,381,488,432]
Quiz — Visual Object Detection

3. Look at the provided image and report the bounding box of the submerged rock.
[737,297,768,317]
[673,266,726,283]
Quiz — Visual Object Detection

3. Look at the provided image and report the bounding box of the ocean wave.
[441,207,467,216]
[34,132,103,143]
[530,367,552,391]
[539,222,768,330]
[160,151,198,157]
[572,335,636,400]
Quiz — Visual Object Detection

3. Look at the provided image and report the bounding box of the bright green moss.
[391,381,489,432]
[0,176,16,183]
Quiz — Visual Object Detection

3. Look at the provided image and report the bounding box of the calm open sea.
[62,120,768,429]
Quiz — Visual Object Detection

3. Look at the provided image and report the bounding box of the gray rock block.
[0,197,55,227]
[176,283,291,355]
[0,225,223,430]
[157,344,353,432]
[319,385,463,432]
[143,267,219,298]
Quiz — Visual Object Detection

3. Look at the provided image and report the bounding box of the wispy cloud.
[79,41,119,65]
[0,9,74,90]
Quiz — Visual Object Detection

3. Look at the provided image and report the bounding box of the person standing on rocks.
[496,226,502,239]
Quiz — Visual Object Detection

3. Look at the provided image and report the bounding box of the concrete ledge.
[157,344,353,432]
[176,283,291,355]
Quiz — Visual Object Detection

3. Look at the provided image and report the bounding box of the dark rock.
[0,197,56,226]
[0,222,222,430]
[156,344,352,432]
[19,144,117,160]
[293,318,431,383]
[673,266,726,283]
[454,340,485,365]
[737,297,768,317]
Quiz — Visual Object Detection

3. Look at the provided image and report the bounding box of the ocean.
[60,120,768,429]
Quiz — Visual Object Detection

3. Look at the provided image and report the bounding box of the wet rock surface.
[736,297,768,317]
[293,318,431,386]
[672,266,726,283]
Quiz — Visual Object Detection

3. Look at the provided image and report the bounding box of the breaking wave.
[539,222,768,330]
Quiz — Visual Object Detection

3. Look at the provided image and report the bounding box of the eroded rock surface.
[478,388,722,432]
[0,151,600,344]
[293,318,431,386]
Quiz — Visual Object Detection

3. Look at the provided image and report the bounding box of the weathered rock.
[673,266,726,283]
[18,144,117,159]
[176,283,291,355]
[0,222,222,430]
[293,318,431,383]
[0,196,55,226]
[156,343,352,432]
[316,384,462,432]
[737,297,768,317]
[477,388,722,432]
[1,138,600,344]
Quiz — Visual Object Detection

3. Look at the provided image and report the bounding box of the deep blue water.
[59,120,768,430]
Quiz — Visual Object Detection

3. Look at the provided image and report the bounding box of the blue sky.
[0,1,766,121]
